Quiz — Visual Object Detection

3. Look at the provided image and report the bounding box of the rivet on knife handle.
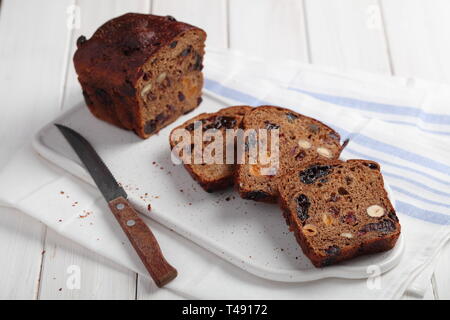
[109,197,177,287]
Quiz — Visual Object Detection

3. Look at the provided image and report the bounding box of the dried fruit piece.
[264,121,280,130]
[325,245,341,256]
[286,112,298,122]
[340,232,353,239]
[359,219,396,234]
[299,164,333,184]
[317,147,333,159]
[337,187,349,195]
[322,213,335,226]
[245,191,270,201]
[341,212,357,226]
[178,91,185,101]
[296,194,310,222]
[303,224,318,236]
[367,205,385,218]
[298,139,312,149]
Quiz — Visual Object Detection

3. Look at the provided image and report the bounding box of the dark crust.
[278,159,401,267]
[73,13,206,138]
[169,106,252,192]
[235,105,344,203]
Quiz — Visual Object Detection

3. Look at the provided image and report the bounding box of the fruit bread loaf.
[74,13,207,139]
[235,106,344,203]
[170,106,252,192]
[278,159,401,267]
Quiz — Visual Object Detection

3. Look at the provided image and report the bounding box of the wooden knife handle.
[108,197,177,287]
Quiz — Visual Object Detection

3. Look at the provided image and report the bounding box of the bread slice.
[74,13,207,139]
[170,106,252,192]
[235,106,343,203]
[278,159,401,267]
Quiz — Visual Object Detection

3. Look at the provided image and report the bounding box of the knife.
[55,124,177,287]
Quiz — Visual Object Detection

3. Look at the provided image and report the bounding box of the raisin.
[367,162,379,170]
[286,112,298,122]
[341,212,357,225]
[359,219,396,235]
[197,97,203,106]
[328,193,339,202]
[76,35,87,48]
[325,245,341,256]
[295,194,310,222]
[142,72,150,81]
[144,120,157,134]
[299,164,333,184]
[122,38,141,56]
[166,15,177,21]
[328,206,340,216]
[156,113,168,123]
[264,121,280,130]
[295,151,306,161]
[193,53,203,71]
[180,46,192,57]
[308,124,319,133]
[328,132,340,141]
[178,91,185,101]
[95,88,112,105]
[245,191,270,201]
[388,211,399,222]
[169,41,178,48]
[337,187,349,195]
[345,176,352,185]
[204,116,236,130]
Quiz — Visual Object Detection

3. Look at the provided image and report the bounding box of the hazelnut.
[156,72,167,83]
[140,83,152,98]
[317,147,333,159]
[322,213,335,226]
[367,205,385,217]
[303,224,318,236]
[340,232,353,239]
[298,139,311,149]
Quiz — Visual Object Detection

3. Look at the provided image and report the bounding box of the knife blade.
[55,124,177,287]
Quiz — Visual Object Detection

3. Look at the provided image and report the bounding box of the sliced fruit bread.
[170,105,252,192]
[235,106,343,203]
[278,159,401,267]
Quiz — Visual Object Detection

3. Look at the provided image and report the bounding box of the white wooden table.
[0,0,449,300]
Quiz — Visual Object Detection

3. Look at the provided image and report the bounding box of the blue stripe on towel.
[391,186,450,210]
[204,78,450,225]
[287,87,450,125]
[396,201,450,225]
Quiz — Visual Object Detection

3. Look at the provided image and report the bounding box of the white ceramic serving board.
[33,91,404,282]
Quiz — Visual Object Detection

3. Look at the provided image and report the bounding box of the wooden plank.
[228,0,309,61]
[0,0,74,299]
[433,241,450,299]
[152,0,228,48]
[304,0,391,73]
[38,229,136,300]
[381,0,450,83]
[38,0,151,300]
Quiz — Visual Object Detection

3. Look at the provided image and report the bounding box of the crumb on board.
[147,204,152,211]
[60,191,64,195]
